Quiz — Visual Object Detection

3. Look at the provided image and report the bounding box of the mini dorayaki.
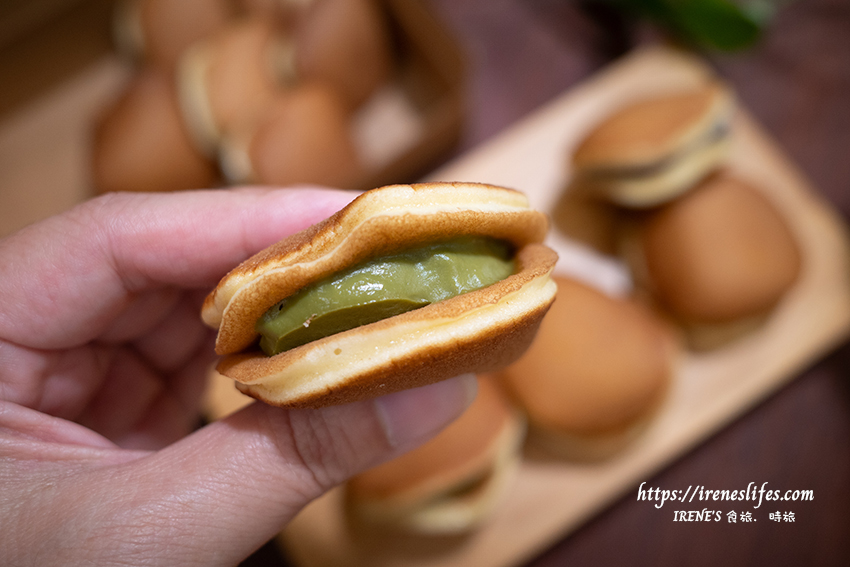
[218,83,363,188]
[346,375,525,534]
[572,81,734,208]
[91,67,219,194]
[113,0,235,70]
[630,171,802,350]
[202,182,558,408]
[499,275,676,460]
[177,17,288,156]
[290,0,392,109]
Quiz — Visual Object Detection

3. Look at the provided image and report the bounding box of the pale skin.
[0,187,475,566]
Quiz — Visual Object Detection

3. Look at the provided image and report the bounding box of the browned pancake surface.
[641,173,801,323]
[573,82,733,170]
[348,376,519,501]
[202,182,558,408]
[500,276,675,436]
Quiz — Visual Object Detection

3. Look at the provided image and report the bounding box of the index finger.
[0,187,357,349]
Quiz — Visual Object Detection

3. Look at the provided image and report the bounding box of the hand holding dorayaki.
[0,188,479,566]
[202,182,559,408]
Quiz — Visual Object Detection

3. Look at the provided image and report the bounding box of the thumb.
[97,375,476,566]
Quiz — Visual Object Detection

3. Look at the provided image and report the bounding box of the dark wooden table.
[236,1,850,565]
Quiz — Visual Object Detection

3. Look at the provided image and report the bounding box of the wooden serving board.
[277,46,850,567]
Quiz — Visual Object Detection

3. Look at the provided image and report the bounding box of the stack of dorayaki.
[92,0,392,193]
[559,81,801,350]
[346,374,528,535]
[495,81,802,468]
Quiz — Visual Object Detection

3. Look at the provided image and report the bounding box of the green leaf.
[671,0,762,50]
[604,0,769,51]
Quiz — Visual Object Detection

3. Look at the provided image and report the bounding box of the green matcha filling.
[256,237,515,356]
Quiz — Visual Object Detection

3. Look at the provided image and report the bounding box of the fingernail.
[373,374,478,451]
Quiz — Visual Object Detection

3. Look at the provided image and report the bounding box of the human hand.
[0,188,475,566]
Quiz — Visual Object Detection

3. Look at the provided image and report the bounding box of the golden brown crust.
[91,67,219,194]
[345,375,526,532]
[498,275,676,439]
[294,0,392,109]
[573,81,734,170]
[348,376,516,500]
[203,182,557,408]
[639,172,802,323]
[203,182,549,350]
[245,84,363,188]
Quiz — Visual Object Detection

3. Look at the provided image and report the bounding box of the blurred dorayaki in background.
[498,275,677,461]
[570,81,734,208]
[557,83,801,351]
[92,0,436,194]
[626,171,802,350]
[346,375,526,534]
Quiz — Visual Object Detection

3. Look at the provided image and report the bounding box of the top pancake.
[573,81,734,171]
[202,182,550,355]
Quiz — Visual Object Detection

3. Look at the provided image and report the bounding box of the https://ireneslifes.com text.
[637,482,813,523]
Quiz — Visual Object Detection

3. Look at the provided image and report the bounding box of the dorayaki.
[91,67,219,194]
[202,182,558,408]
[629,172,802,349]
[218,83,363,189]
[346,375,525,534]
[499,275,676,460]
[572,82,735,208]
